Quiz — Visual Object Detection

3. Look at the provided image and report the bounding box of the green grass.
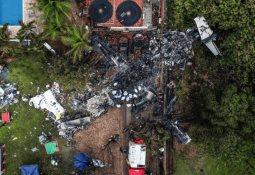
[0,54,75,174]
[175,156,196,175]
[8,55,49,95]
[175,154,250,175]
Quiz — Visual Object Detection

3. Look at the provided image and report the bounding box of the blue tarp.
[20,164,39,175]
[74,153,92,171]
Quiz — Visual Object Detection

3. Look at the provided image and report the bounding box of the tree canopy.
[168,0,255,172]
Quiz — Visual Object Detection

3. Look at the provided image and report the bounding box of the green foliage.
[131,120,170,155]
[170,0,255,86]
[36,0,71,40]
[62,26,91,63]
[2,54,74,174]
[42,22,63,40]
[0,23,10,46]
[36,0,71,26]
[205,85,249,128]
[169,0,255,173]
[46,56,89,90]
[1,44,43,59]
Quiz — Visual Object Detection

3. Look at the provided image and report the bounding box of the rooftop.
[86,0,143,28]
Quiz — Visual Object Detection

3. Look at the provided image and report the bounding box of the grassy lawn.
[175,153,248,175]
[0,55,76,174]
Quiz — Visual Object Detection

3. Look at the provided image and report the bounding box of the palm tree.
[43,22,63,41]
[62,26,91,63]
[0,24,10,46]
[17,21,43,44]
[36,0,71,26]
[36,0,71,40]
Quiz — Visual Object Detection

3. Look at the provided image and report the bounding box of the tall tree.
[36,0,71,40]
[62,26,91,63]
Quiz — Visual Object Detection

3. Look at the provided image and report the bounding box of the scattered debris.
[0,65,9,79]
[58,113,91,141]
[29,89,65,122]
[163,120,191,144]
[38,132,52,145]
[0,82,19,109]
[22,96,29,102]
[31,147,39,152]
[50,155,61,166]
[43,42,56,55]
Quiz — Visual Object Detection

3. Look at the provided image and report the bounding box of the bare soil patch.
[73,108,126,175]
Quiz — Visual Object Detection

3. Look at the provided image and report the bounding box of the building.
[86,0,160,31]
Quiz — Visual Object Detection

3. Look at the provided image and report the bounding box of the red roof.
[1,112,10,124]
[87,0,143,27]
[129,168,145,175]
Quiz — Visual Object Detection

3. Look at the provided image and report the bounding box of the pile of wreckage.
[28,16,220,144]
[0,81,19,109]
[28,83,91,141]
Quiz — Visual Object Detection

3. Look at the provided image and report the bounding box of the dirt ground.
[73,108,127,175]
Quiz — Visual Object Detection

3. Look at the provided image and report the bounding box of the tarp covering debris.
[74,153,92,171]
[45,142,57,155]
[20,164,39,175]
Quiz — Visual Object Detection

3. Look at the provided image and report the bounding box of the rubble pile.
[110,55,160,108]
[0,81,19,109]
[162,119,191,144]
[31,29,197,141]
[78,30,196,117]
[85,88,113,117]
[151,30,197,70]
[58,112,91,141]
[69,88,113,117]
[91,35,127,67]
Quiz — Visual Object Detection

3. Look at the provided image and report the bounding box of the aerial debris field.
[0,0,226,174]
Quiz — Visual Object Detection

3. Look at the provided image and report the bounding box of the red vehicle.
[128,138,146,175]
[1,112,10,125]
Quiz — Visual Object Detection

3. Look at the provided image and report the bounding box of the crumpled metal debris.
[75,30,196,117]
[57,29,198,141]
[0,81,19,109]
[58,112,91,141]
[162,120,191,144]
[38,132,52,145]
[29,89,65,120]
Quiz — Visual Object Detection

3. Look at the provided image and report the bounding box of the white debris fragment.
[31,147,39,152]
[29,90,65,119]
[36,87,40,93]
[22,96,28,102]
[126,104,132,107]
